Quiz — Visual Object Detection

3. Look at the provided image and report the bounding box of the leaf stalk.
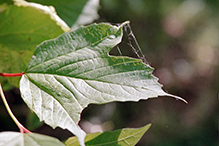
[0,83,31,133]
[0,72,25,77]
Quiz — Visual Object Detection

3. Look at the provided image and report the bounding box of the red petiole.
[0,73,31,133]
[0,83,31,134]
[0,72,25,77]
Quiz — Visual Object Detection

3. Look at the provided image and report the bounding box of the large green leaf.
[0,132,64,146]
[19,21,184,145]
[65,124,151,146]
[28,0,99,28]
[0,1,68,86]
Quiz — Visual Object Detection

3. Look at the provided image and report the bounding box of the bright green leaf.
[19,21,184,145]
[0,1,68,86]
[65,124,151,146]
[0,132,64,146]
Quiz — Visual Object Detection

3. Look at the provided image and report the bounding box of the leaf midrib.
[27,55,146,77]
[26,71,152,98]
[27,61,150,83]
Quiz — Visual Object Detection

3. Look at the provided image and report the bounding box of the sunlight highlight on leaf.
[20,21,184,145]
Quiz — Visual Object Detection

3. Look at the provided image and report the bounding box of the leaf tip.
[118,21,130,28]
[144,123,152,131]
[166,93,188,104]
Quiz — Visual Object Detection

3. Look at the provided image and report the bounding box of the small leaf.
[65,124,151,146]
[20,21,184,145]
[0,132,64,146]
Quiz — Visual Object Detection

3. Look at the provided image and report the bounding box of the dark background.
[0,0,218,145]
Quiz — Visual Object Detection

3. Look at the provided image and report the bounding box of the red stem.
[19,125,32,134]
[0,72,24,77]
[0,83,32,134]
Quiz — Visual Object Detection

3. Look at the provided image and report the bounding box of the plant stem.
[0,83,31,133]
[0,72,24,77]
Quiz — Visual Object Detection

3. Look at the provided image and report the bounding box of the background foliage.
[0,0,218,145]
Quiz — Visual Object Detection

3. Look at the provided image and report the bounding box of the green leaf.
[65,124,151,146]
[0,1,68,86]
[19,21,184,145]
[28,0,99,28]
[26,111,43,130]
[0,0,13,5]
[0,132,64,146]
[0,2,11,13]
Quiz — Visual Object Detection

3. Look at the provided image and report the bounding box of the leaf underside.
[0,132,64,146]
[19,22,183,145]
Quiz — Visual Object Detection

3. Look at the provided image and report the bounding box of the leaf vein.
[53,76,83,110]
[27,26,120,71]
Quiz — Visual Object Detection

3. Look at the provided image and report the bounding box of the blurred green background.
[0,0,218,145]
